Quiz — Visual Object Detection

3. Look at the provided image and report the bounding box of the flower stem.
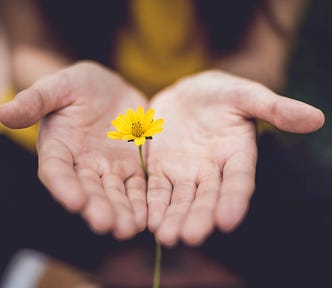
[138,145,147,177]
[137,145,162,288]
[153,238,162,288]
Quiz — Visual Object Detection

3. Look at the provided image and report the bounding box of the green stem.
[138,145,147,177]
[137,145,162,288]
[153,238,162,288]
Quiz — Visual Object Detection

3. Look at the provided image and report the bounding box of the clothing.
[1,2,332,287]
[2,0,209,150]
[113,0,209,96]
[2,0,268,150]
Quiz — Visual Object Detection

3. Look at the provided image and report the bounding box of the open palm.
[147,71,324,246]
[0,65,324,244]
[0,62,148,239]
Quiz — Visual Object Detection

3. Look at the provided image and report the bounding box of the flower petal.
[134,137,146,147]
[144,118,164,136]
[112,117,131,134]
[118,114,132,126]
[122,134,135,141]
[144,127,163,137]
[136,106,145,122]
[108,108,163,145]
[153,118,164,126]
[107,131,125,139]
[146,118,164,129]
[126,108,136,122]
[142,108,155,130]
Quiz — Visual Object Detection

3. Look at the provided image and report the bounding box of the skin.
[0,0,321,246]
[147,71,324,246]
[0,62,148,239]
[0,62,324,245]
[0,27,11,94]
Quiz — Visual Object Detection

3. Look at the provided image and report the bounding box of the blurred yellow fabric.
[114,0,210,96]
[114,0,274,133]
[0,88,38,153]
[0,0,273,153]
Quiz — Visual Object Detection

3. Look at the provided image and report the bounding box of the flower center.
[132,121,143,137]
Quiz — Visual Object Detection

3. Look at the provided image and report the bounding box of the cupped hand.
[147,70,324,246]
[0,61,148,239]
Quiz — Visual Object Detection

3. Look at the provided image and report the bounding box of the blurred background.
[0,0,332,287]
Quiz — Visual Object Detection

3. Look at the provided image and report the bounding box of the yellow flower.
[107,107,164,147]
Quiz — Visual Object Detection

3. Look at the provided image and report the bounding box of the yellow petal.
[146,118,164,129]
[126,108,136,122]
[144,127,163,137]
[122,134,135,141]
[153,118,164,126]
[145,118,163,130]
[142,108,155,130]
[107,131,125,139]
[134,137,146,147]
[118,114,132,126]
[112,117,131,134]
[136,106,145,122]
[144,118,164,136]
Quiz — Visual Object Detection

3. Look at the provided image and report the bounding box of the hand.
[0,27,11,94]
[0,61,148,239]
[147,70,324,246]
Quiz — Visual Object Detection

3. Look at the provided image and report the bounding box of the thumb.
[0,72,73,129]
[241,84,325,133]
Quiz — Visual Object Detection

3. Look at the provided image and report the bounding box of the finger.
[181,173,221,246]
[77,168,114,234]
[216,151,257,233]
[38,139,87,213]
[0,71,73,128]
[102,174,137,239]
[240,84,324,133]
[125,174,147,232]
[156,181,196,247]
[147,174,172,232]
